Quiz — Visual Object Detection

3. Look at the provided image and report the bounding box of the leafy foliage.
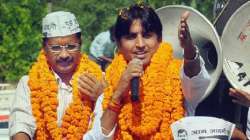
[0,0,47,82]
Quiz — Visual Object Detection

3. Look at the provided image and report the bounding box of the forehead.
[129,19,143,33]
[46,34,80,44]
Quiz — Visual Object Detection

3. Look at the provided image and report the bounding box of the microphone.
[131,77,139,102]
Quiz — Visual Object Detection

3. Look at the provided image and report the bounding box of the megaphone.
[156,5,223,101]
[221,1,250,92]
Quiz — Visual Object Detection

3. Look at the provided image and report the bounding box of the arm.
[83,95,115,140]
[181,56,210,116]
[9,76,36,140]
[178,12,210,116]
[178,11,201,78]
[100,59,143,135]
[78,73,116,140]
[100,91,121,135]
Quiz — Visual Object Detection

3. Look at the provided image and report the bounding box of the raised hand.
[178,11,197,60]
[179,11,193,48]
[78,73,105,101]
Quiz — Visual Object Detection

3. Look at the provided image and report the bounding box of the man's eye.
[143,33,153,38]
[50,45,61,51]
[124,34,136,40]
[67,44,77,50]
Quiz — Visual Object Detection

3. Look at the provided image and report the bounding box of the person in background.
[9,11,113,140]
[89,26,116,71]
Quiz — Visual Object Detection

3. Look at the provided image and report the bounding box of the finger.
[229,88,236,93]
[180,22,191,39]
[178,23,181,38]
[130,71,143,78]
[130,59,143,67]
[229,91,244,100]
[235,88,249,95]
[79,75,96,89]
[179,27,187,39]
[129,66,144,76]
[127,65,143,75]
[83,73,98,85]
[78,86,96,101]
[179,34,184,40]
[231,89,248,99]
[86,73,105,97]
[78,78,94,93]
[232,99,248,107]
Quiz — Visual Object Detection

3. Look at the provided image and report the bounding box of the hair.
[114,3,162,43]
[42,32,82,46]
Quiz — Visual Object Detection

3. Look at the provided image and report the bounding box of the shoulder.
[16,75,30,94]
[18,75,29,85]
[96,31,111,42]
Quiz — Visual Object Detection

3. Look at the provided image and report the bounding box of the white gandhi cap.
[42,11,81,38]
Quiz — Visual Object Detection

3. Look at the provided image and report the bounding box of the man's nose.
[135,35,145,48]
[58,49,70,60]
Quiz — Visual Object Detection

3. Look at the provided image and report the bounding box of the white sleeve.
[9,76,36,139]
[181,57,211,116]
[83,94,116,140]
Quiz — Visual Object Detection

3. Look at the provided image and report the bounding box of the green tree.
[0,0,47,82]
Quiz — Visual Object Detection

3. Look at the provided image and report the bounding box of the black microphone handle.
[131,77,139,102]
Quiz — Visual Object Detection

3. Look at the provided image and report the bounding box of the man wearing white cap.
[9,11,113,140]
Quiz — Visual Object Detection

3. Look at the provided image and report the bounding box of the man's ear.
[158,37,162,42]
[42,44,47,53]
[42,38,48,49]
[116,41,121,53]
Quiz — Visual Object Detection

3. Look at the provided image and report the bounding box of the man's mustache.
[56,57,73,63]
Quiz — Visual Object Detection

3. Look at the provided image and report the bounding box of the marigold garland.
[103,42,185,140]
[28,50,102,140]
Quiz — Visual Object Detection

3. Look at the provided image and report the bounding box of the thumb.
[181,11,190,21]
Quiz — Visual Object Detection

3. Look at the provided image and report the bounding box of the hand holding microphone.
[111,58,143,103]
[130,58,143,102]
